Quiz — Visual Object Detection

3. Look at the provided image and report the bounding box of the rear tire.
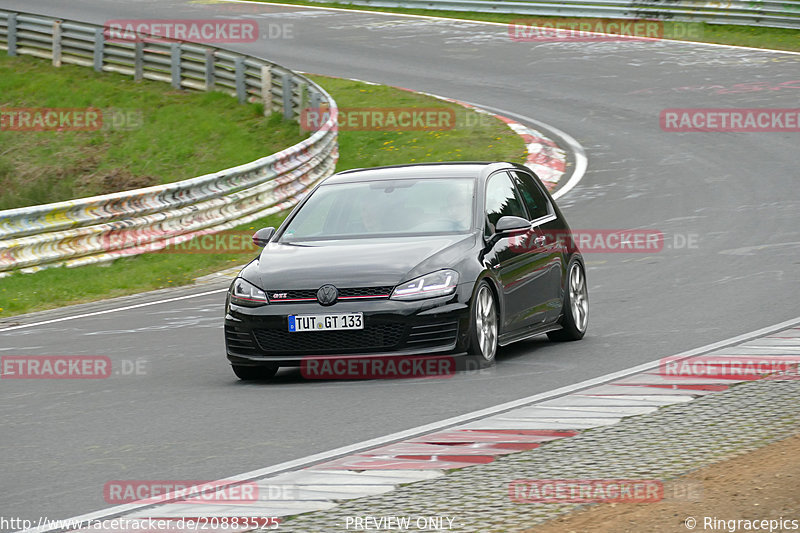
[467,281,499,366]
[547,259,588,342]
[232,364,278,381]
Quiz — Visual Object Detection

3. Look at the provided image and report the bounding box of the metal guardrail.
[0,10,339,275]
[302,0,800,29]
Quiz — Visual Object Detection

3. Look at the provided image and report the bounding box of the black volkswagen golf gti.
[225,162,587,380]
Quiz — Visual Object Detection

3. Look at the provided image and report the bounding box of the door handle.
[532,235,546,246]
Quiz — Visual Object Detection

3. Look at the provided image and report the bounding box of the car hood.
[245,234,477,290]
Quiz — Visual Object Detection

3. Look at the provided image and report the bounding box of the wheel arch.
[471,270,503,333]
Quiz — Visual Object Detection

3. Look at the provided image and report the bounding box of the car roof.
[323,162,516,184]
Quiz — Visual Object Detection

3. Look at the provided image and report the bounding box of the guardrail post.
[281,72,293,120]
[8,13,18,56]
[310,89,321,114]
[205,49,215,91]
[170,43,181,90]
[297,81,308,134]
[134,41,143,82]
[52,21,62,67]
[298,82,309,112]
[234,57,246,104]
[93,28,104,72]
[261,65,272,116]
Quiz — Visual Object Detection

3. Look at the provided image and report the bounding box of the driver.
[359,199,385,233]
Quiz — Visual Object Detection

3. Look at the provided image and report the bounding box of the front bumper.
[225,295,471,366]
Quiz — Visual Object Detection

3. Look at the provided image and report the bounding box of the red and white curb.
[43,321,799,530]
[500,116,567,190]
[391,86,567,191]
[318,76,569,193]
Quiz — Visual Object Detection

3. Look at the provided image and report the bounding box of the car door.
[509,169,565,322]
[484,171,552,334]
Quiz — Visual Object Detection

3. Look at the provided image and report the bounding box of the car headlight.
[230,277,268,307]
[391,270,459,301]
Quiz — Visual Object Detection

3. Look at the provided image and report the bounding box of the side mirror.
[252,227,276,247]
[495,216,531,235]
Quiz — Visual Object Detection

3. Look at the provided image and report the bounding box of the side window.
[511,170,551,221]
[484,172,527,235]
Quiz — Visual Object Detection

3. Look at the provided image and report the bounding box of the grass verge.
[0,213,287,319]
[0,53,305,210]
[0,74,525,318]
[246,0,800,52]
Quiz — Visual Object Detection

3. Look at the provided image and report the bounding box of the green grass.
[0,53,306,210]
[309,74,525,170]
[0,73,525,318]
[245,0,800,52]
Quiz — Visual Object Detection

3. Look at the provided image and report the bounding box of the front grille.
[225,326,258,354]
[253,323,405,355]
[406,321,459,348]
[340,286,393,298]
[268,286,394,303]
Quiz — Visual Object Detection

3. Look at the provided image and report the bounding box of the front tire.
[547,259,588,342]
[467,281,499,365]
[232,364,278,381]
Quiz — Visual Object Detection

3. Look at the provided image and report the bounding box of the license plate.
[288,313,364,332]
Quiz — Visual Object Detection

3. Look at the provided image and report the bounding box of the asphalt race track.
[1,0,799,526]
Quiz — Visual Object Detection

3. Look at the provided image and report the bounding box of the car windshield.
[279,177,475,241]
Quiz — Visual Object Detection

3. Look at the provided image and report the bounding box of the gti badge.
[316,284,338,306]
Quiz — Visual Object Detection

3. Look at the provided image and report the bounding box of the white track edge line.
[219,0,800,55]
[1,289,228,332]
[461,102,588,199]
[19,314,800,533]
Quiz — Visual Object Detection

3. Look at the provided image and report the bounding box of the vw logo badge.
[316,284,338,306]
